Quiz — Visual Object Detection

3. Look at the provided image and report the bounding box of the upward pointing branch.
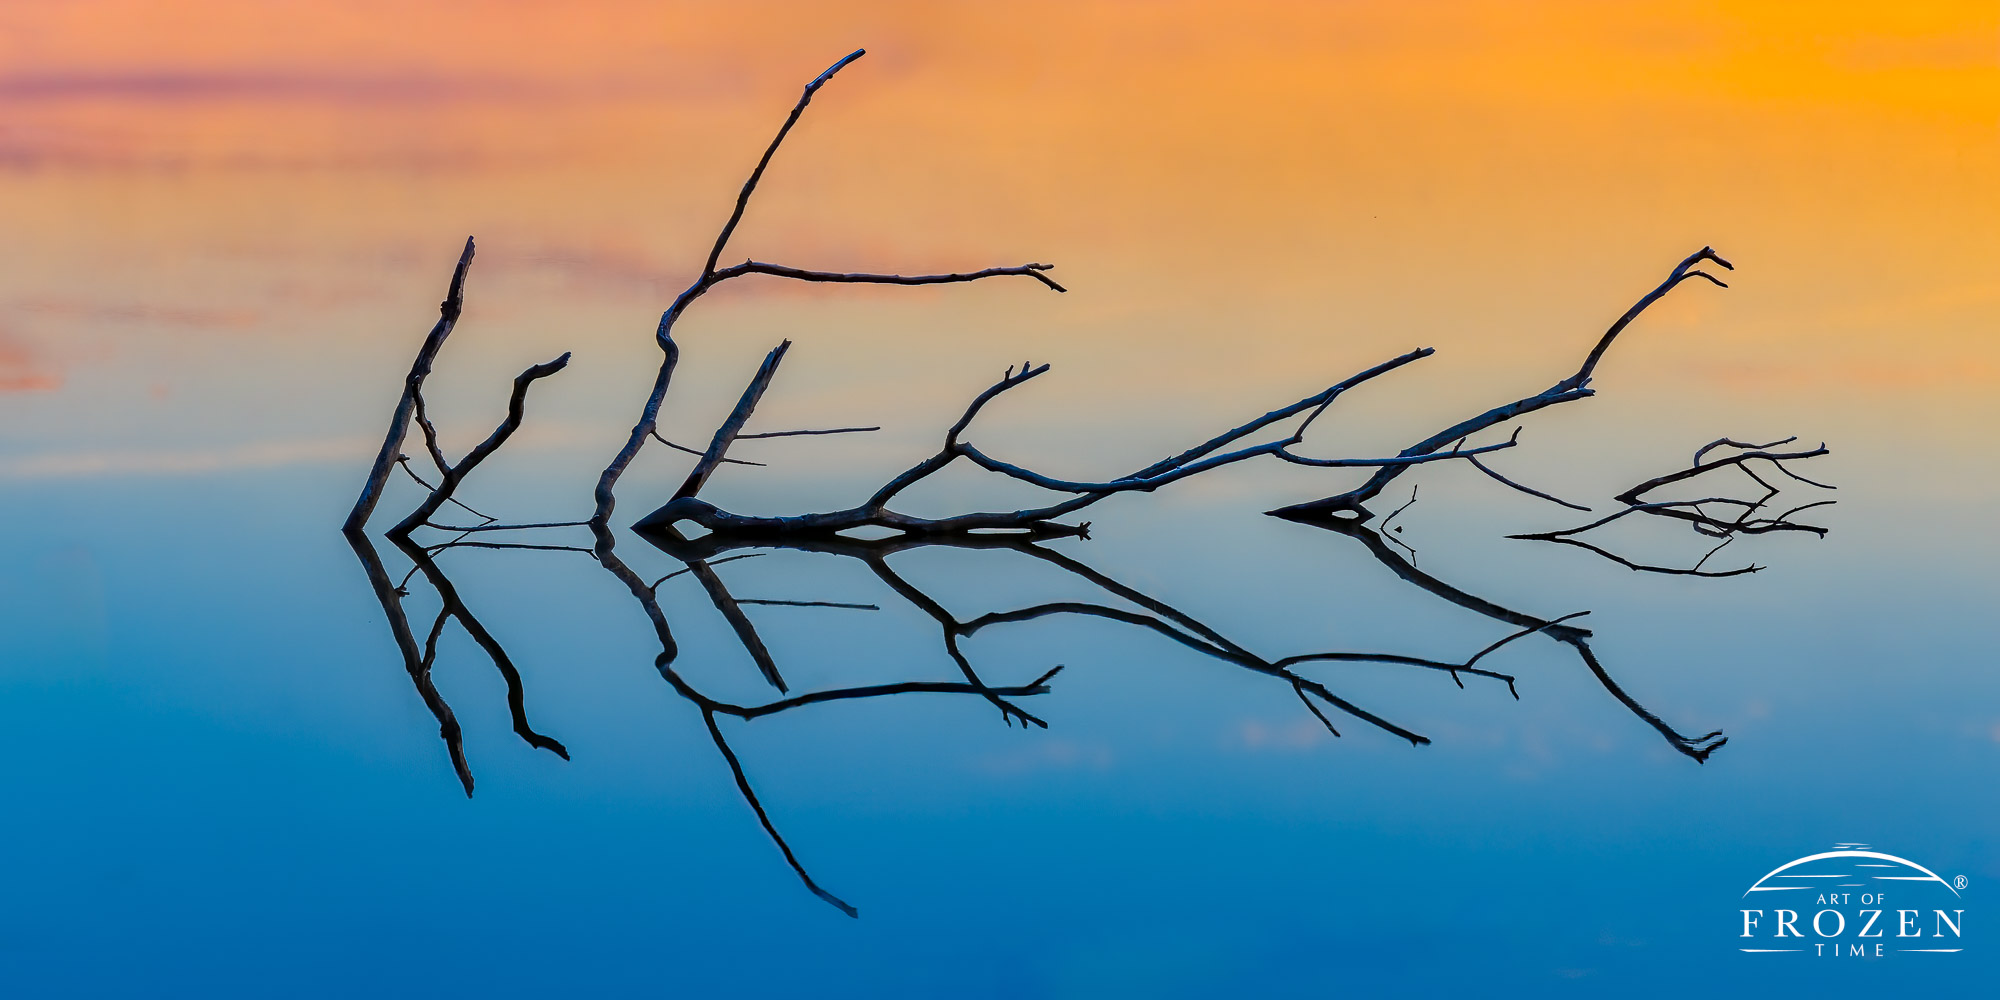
[676,340,791,501]
[344,236,475,533]
[589,49,1063,534]
[1269,246,1733,521]
[703,49,866,277]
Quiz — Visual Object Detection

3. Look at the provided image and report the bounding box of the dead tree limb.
[635,348,1514,538]
[1269,247,1734,522]
[344,237,476,532]
[590,48,1065,537]
[1613,441,1832,506]
[1510,438,1834,576]
[675,340,791,501]
[387,352,572,538]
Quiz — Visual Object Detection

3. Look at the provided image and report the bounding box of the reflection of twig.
[591,535,1059,918]
[738,598,879,610]
[644,530,1540,749]
[394,535,570,764]
[699,708,857,917]
[344,530,576,796]
[1380,486,1420,561]
[686,558,789,692]
[650,552,762,591]
[345,530,472,791]
[1303,517,1728,762]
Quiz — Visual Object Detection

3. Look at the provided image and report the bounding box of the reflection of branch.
[698,708,857,917]
[344,529,473,793]
[1300,516,1728,761]
[1270,247,1734,522]
[391,535,571,763]
[346,529,575,796]
[685,558,789,692]
[643,530,1534,749]
[590,48,1065,533]
[590,534,1061,919]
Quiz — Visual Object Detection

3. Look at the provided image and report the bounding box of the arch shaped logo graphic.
[1738,845,1967,957]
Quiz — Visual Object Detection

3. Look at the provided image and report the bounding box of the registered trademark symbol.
[1955,875,1968,890]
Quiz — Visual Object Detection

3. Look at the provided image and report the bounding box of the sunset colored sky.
[0,1,1992,491]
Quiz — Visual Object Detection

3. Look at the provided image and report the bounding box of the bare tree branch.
[652,429,764,466]
[1269,247,1734,522]
[636,348,1501,538]
[1613,443,1831,506]
[675,340,791,500]
[1465,453,1592,511]
[589,50,1064,535]
[388,352,572,538]
[1510,436,1834,576]
[345,237,476,532]
[1693,435,1796,467]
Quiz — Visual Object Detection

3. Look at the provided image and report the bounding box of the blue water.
[0,405,1991,999]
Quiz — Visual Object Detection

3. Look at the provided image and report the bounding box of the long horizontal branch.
[717,260,1066,293]
[636,349,1472,538]
[1614,444,1831,505]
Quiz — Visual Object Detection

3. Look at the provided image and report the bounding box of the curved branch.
[1270,247,1734,521]
[390,352,572,538]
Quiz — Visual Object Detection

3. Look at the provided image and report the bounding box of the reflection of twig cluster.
[1510,437,1835,576]
[347,514,1732,916]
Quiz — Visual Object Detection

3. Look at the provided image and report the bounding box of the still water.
[1,3,1996,996]
[3,351,1993,995]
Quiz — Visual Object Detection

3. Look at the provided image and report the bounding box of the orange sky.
[0,1,1992,484]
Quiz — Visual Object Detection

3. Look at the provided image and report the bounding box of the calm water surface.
[1,4,1995,996]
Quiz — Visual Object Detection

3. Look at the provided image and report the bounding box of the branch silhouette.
[1510,437,1835,576]
[589,48,1065,538]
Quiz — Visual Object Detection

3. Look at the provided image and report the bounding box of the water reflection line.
[1305,517,1729,762]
